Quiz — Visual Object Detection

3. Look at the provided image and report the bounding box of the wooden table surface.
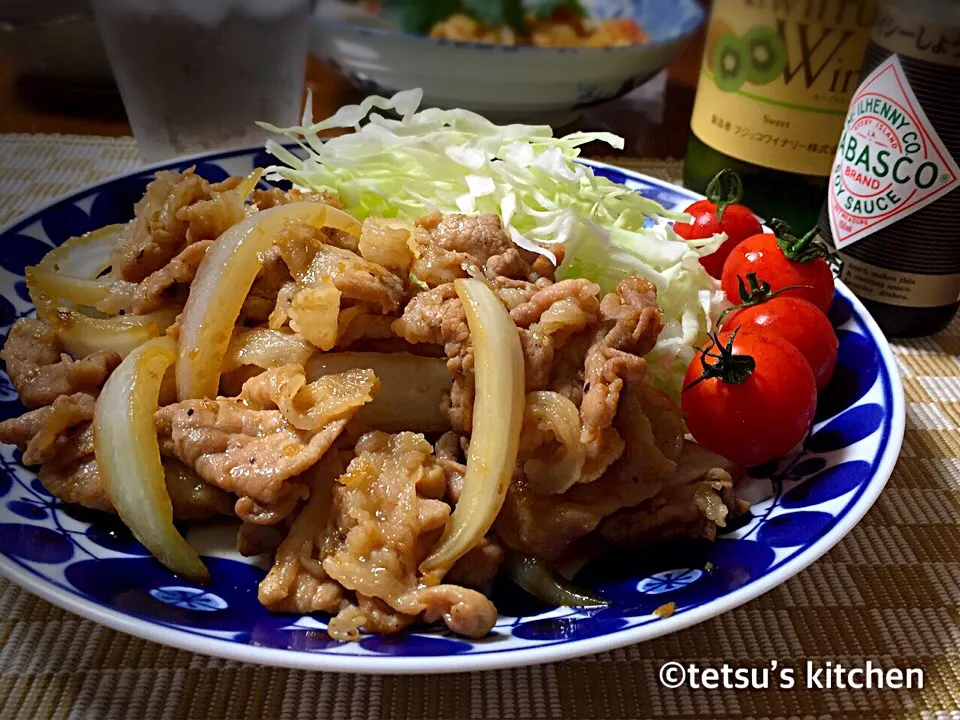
[0,33,706,162]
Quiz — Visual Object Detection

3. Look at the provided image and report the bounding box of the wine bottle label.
[689,0,875,176]
[827,55,960,250]
[838,254,960,308]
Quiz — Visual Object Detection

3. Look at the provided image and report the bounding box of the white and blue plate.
[0,147,904,674]
[311,0,705,123]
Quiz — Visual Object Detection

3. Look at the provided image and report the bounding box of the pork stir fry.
[0,168,745,641]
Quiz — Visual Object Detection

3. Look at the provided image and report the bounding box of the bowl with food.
[0,91,902,672]
[311,0,704,122]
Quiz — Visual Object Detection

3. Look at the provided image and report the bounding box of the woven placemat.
[0,133,958,720]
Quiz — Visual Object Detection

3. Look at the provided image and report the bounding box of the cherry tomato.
[721,224,835,312]
[674,170,763,279]
[723,296,838,392]
[682,329,817,466]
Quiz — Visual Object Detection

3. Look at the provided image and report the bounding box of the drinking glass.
[91,0,311,163]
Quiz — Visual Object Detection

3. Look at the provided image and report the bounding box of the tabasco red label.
[828,54,960,250]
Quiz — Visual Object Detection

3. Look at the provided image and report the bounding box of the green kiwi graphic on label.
[742,26,788,85]
[713,33,749,92]
[704,18,733,73]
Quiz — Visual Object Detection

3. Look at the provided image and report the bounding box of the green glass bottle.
[683,0,876,231]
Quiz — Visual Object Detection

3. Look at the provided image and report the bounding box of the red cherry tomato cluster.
[677,173,840,467]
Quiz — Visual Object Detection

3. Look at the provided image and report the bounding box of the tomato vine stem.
[769,218,842,274]
[705,169,744,224]
[717,272,814,324]
[683,328,756,391]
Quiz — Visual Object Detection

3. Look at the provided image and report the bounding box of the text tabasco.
[818,0,960,337]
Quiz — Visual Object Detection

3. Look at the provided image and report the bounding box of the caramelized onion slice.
[306,352,450,432]
[37,223,121,278]
[506,553,608,607]
[420,279,525,578]
[94,336,208,581]
[235,168,264,201]
[176,201,362,400]
[25,224,123,308]
[49,307,178,359]
[26,267,113,309]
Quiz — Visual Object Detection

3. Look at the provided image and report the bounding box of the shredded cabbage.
[259,89,727,396]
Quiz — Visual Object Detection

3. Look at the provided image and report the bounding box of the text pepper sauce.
[817,1,960,337]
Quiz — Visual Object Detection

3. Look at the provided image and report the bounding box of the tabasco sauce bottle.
[684,0,877,231]
[818,0,960,337]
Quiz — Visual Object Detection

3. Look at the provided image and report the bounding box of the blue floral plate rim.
[0,145,906,674]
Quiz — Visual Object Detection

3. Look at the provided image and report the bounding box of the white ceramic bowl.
[310,0,704,123]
